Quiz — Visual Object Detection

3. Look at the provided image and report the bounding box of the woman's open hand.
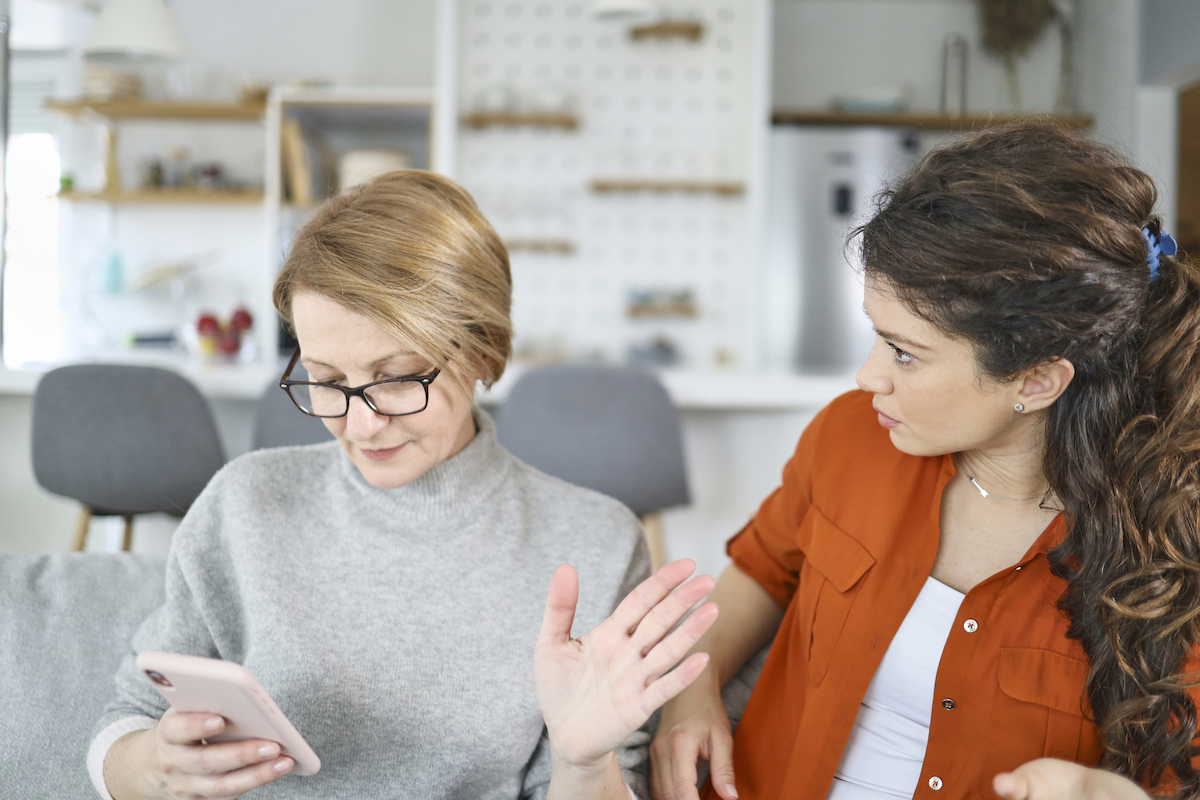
[534,559,719,771]
[994,759,1148,800]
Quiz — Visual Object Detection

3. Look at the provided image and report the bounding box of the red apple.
[231,307,253,332]
[217,329,240,355]
[197,313,219,336]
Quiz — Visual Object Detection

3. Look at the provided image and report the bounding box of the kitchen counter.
[2,359,859,411]
[0,358,280,400]
[481,365,859,411]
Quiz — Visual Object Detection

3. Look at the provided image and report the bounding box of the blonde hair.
[273,170,512,392]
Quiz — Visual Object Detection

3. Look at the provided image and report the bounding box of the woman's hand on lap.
[994,759,1148,800]
[534,559,719,771]
[650,679,736,800]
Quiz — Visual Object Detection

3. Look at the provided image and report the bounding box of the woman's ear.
[1016,358,1076,412]
[474,355,498,387]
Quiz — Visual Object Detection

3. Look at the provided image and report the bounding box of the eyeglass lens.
[289,380,429,417]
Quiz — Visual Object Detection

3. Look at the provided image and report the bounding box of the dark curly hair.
[856,122,1200,796]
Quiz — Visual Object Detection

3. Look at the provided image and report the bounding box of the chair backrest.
[31,364,226,516]
[493,364,689,515]
[252,372,335,450]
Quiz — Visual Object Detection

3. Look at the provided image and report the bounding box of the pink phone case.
[135,651,321,776]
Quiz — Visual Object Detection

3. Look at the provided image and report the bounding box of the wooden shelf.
[276,86,435,108]
[59,188,265,204]
[627,303,699,319]
[45,98,267,121]
[504,238,576,254]
[630,20,705,42]
[771,108,1094,130]
[463,111,579,130]
[590,178,745,196]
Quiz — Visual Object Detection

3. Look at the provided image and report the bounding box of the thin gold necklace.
[956,454,1043,502]
[967,476,1041,502]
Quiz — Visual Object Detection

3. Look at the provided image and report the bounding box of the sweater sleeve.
[87,482,230,795]
[725,402,829,609]
[614,533,653,799]
[521,523,654,800]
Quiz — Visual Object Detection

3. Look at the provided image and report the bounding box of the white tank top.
[826,577,966,800]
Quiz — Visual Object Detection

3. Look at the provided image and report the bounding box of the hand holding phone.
[136,651,321,776]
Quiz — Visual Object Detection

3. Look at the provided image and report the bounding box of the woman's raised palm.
[534,560,719,768]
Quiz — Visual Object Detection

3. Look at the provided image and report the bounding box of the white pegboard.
[454,0,769,370]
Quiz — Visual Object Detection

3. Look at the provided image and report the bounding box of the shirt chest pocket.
[793,507,874,687]
[979,647,1103,795]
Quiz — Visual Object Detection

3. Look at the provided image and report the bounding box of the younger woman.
[652,123,1200,800]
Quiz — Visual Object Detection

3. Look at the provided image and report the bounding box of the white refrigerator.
[763,126,919,373]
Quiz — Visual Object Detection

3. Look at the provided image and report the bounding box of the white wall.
[772,0,1064,114]
[0,0,1164,558]
[168,0,436,90]
[1131,0,1200,230]
[1134,85,1178,231]
[1075,0,1139,149]
[1140,0,1200,86]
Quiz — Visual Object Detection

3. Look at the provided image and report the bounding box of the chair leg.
[72,506,92,552]
[121,516,134,552]
[640,512,668,572]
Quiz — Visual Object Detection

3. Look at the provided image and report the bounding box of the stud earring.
[1014,402,1025,412]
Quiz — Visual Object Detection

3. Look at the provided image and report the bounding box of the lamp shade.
[83,0,187,63]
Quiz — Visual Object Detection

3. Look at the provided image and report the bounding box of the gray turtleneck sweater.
[88,412,651,799]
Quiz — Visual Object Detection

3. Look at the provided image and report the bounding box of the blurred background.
[0,0,1195,578]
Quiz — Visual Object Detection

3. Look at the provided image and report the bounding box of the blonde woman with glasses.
[90,170,717,800]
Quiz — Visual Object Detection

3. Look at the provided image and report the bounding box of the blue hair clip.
[1143,226,1178,282]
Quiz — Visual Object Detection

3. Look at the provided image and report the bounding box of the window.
[3,55,65,368]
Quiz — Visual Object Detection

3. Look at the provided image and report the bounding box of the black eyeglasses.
[279,348,441,418]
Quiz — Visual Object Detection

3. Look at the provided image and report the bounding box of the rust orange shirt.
[710,390,1103,800]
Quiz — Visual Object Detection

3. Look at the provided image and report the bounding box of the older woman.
[90,170,717,800]
[650,123,1200,800]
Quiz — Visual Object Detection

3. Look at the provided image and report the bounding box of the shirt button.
[942,699,955,710]
[929,776,943,791]
[963,619,978,633]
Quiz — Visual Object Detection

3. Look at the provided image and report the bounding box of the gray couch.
[1,552,167,799]
[0,551,767,799]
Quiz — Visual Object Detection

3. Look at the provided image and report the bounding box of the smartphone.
[136,651,321,776]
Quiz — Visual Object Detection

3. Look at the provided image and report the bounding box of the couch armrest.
[0,552,166,798]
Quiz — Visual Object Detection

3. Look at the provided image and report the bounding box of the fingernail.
[274,757,293,774]
[203,717,222,732]
[725,784,739,798]
[258,743,279,759]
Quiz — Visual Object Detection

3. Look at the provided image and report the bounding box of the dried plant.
[978,0,1057,109]
[979,0,1055,57]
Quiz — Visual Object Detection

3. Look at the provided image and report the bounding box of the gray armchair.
[494,364,690,569]
[252,376,335,450]
[31,364,226,551]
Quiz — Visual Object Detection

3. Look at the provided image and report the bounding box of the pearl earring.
[1014,402,1025,412]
